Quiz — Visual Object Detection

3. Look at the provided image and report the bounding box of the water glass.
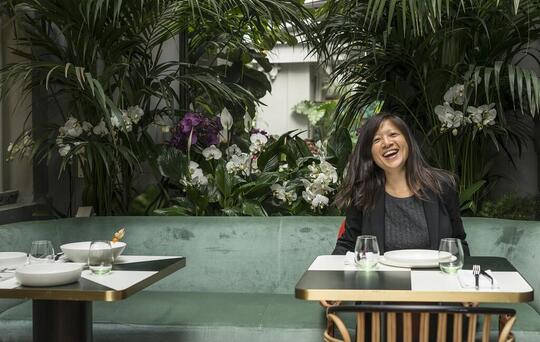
[439,238,464,274]
[29,240,55,263]
[354,235,380,270]
[88,241,113,275]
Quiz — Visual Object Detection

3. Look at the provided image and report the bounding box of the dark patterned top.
[384,192,430,251]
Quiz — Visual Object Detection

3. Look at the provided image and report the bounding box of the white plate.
[16,263,83,287]
[60,241,127,263]
[381,249,452,268]
[0,252,27,268]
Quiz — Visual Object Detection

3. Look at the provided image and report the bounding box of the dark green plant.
[478,193,539,220]
[312,0,540,212]
[1,0,313,215]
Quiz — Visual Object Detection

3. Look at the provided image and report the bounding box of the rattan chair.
[324,304,516,342]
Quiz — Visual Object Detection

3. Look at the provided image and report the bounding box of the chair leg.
[387,312,397,342]
[482,314,491,342]
[453,313,463,342]
[403,312,413,342]
[498,314,517,342]
[437,313,447,342]
[324,313,352,342]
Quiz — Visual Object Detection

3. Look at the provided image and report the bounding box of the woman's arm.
[443,182,470,256]
[332,206,363,255]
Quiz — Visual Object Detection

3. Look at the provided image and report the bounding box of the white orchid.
[311,194,329,209]
[225,153,251,175]
[92,120,108,136]
[271,183,297,204]
[120,111,133,132]
[111,114,122,128]
[226,144,242,157]
[6,130,34,160]
[81,121,93,132]
[434,104,465,130]
[188,161,208,186]
[126,105,144,124]
[271,183,287,201]
[58,144,71,157]
[278,163,289,172]
[467,103,497,129]
[202,145,222,160]
[249,132,268,154]
[59,117,83,137]
[443,84,465,105]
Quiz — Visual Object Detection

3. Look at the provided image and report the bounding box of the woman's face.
[370,119,409,174]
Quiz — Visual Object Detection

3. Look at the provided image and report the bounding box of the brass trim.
[295,288,533,303]
[0,257,186,301]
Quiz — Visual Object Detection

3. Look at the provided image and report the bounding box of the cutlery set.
[472,264,494,290]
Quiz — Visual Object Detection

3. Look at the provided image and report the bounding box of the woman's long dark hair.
[334,112,456,211]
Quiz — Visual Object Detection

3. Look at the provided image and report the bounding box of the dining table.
[296,255,533,338]
[296,256,533,303]
[0,256,186,342]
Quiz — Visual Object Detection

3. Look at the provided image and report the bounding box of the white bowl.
[60,241,127,263]
[0,252,27,268]
[16,263,83,287]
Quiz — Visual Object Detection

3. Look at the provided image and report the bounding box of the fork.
[473,264,481,290]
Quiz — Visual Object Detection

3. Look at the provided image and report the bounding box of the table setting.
[0,227,182,291]
[296,234,533,303]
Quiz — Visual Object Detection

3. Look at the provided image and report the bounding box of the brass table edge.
[295,288,533,303]
[0,257,186,302]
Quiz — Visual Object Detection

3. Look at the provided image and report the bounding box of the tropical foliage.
[1,0,313,215]
[313,0,540,213]
[129,111,352,216]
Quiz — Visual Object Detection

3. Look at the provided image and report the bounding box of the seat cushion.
[0,291,325,342]
[0,299,25,314]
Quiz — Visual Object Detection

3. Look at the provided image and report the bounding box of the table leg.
[33,300,92,342]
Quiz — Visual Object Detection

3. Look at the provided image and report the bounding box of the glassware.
[88,241,113,275]
[354,235,380,270]
[29,240,55,263]
[439,238,464,274]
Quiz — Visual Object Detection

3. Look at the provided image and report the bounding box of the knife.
[480,270,494,287]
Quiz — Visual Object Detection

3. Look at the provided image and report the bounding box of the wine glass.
[88,241,113,275]
[354,235,380,270]
[29,240,55,263]
[439,238,464,274]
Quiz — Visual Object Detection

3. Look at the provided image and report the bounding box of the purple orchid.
[170,112,223,151]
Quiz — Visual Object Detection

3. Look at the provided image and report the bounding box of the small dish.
[61,241,126,263]
[15,263,83,287]
[381,249,453,268]
[0,252,27,268]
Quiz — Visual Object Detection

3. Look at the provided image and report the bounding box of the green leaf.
[157,147,188,181]
[128,185,165,216]
[327,127,353,174]
[153,206,191,216]
[215,162,233,198]
[241,201,267,216]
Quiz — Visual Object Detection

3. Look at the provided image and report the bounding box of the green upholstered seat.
[0,292,324,342]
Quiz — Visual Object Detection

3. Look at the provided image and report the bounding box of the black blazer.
[332,184,469,255]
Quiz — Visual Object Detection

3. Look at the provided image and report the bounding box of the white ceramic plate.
[15,263,83,287]
[60,241,126,263]
[0,252,27,268]
[381,249,452,268]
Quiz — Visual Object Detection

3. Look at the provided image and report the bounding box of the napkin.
[457,269,498,289]
[81,270,156,291]
[0,274,19,289]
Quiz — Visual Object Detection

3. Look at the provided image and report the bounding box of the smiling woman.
[332,112,469,255]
